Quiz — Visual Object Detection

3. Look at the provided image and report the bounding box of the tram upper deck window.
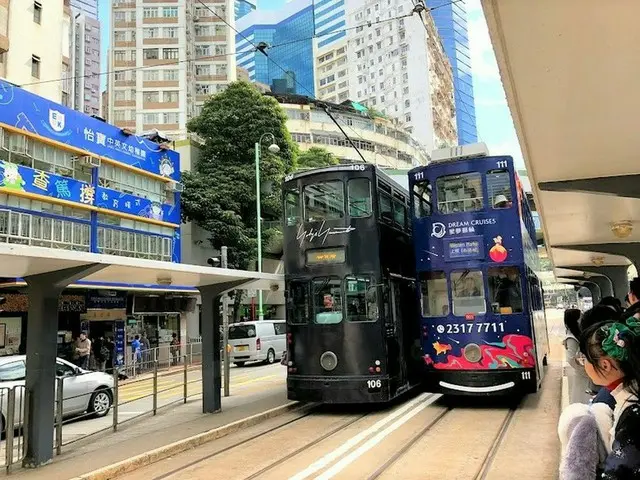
[412,180,432,218]
[419,271,449,317]
[287,281,310,324]
[345,276,378,322]
[487,170,512,209]
[392,197,406,228]
[348,178,372,218]
[379,192,392,222]
[451,270,486,316]
[285,188,300,226]
[313,277,343,324]
[304,181,344,222]
[436,173,483,214]
[488,267,523,314]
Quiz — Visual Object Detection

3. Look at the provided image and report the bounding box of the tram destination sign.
[306,247,346,265]
[445,236,484,261]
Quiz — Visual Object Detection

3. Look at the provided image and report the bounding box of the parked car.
[0,355,114,430]
[228,320,286,367]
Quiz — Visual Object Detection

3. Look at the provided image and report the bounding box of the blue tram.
[409,144,549,395]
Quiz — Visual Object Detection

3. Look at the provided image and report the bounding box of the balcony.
[143,58,174,66]
[114,1,136,7]
[114,21,136,29]
[114,60,136,68]
[114,41,136,48]
[143,37,179,45]
[143,17,179,25]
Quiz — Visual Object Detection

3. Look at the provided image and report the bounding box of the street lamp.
[255,133,280,321]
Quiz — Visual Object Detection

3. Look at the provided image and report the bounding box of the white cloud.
[466,1,501,81]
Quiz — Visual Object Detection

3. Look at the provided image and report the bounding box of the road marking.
[288,392,434,480]
[314,394,442,479]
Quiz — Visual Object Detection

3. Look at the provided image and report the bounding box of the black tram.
[283,164,422,403]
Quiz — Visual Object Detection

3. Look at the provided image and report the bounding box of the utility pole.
[221,246,230,397]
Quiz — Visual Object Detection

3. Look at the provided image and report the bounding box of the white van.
[228,320,286,366]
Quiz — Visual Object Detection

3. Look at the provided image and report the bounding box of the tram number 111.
[367,379,382,391]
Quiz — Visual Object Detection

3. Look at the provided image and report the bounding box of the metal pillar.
[584,281,602,304]
[221,247,230,398]
[197,280,245,413]
[22,264,104,468]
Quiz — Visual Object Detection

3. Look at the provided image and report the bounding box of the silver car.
[0,355,114,430]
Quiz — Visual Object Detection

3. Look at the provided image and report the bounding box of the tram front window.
[287,281,309,324]
[488,267,523,314]
[285,188,301,226]
[313,277,343,324]
[348,178,372,218]
[419,271,449,316]
[436,172,483,214]
[304,181,344,222]
[451,270,486,316]
[345,276,378,322]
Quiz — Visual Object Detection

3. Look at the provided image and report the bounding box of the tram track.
[472,403,520,480]
[364,407,453,480]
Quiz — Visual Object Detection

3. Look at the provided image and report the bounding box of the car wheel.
[89,389,112,418]
[266,349,276,365]
[235,362,246,367]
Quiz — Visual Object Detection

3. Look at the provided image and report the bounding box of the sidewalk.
[7,377,289,480]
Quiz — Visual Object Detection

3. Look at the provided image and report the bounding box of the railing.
[0,352,211,472]
[120,342,203,378]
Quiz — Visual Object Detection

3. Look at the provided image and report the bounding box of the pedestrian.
[93,336,107,372]
[131,335,142,372]
[170,333,179,366]
[140,332,151,371]
[75,331,91,370]
[563,308,595,403]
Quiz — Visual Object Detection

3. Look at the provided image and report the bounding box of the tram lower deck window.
[345,276,378,322]
[287,281,310,324]
[488,267,523,314]
[419,272,449,316]
[451,270,486,316]
[313,277,343,324]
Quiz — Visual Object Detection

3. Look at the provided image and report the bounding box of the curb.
[561,361,570,412]
[69,401,304,480]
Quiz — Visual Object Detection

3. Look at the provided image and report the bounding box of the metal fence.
[120,342,203,378]
[0,351,210,473]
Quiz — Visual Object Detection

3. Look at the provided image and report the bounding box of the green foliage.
[296,147,339,169]
[181,81,296,270]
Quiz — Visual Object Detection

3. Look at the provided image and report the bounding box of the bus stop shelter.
[0,243,284,468]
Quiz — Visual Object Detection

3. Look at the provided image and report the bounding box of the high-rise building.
[108,0,237,138]
[427,0,477,144]
[71,0,98,19]
[0,0,72,105]
[72,14,101,116]
[236,0,315,96]
[235,0,256,21]
[315,0,457,152]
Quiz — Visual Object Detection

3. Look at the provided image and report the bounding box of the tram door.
[387,278,408,392]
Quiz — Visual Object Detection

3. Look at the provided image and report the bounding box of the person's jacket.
[621,302,640,321]
[600,385,640,479]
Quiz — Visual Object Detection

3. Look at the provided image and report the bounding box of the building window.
[163,91,178,103]
[163,7,178,18]
[164,27,178,38]
[143,113,159,124]
[163,48,179,60]
[164,69,179,81]
[33,1,42,24]
[195,64,211,76]
[164,113,179,124]
[143,7,158,18]
[143,70,159,81]
[143,91,159,103]
[143,28,158,39]
[143,48,159,60]
[31,55,41,78]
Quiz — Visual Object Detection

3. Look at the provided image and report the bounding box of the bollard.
[112,368,119,432]
[55,377,64,455]
[5,388,15,470]
[153,361,158,415]
[183,354,188,403]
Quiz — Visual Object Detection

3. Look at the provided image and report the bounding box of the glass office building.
[428,0,478,144]
[235,0,256,21]
[237,0,315,96]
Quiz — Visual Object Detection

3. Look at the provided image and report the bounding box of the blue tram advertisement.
[409,144,548,395]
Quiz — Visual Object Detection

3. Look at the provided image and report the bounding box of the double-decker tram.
[409,144,549,396]
[282,164,421,403]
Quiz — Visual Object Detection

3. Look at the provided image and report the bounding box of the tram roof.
[482,0,638,274]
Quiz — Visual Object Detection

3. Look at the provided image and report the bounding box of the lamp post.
[255,133,280,321]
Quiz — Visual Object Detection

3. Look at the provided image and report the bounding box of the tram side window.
[304,181,344,222]
[379,192,393,223]
[392,198,406,229]
[487,169,512,209]
[285,188,300,227]
[313,277,343,324]
[345,276,378,322]
[487,266,523,314]
[436,172,483,214]
[348,178,372,218]
[451,270,486,316]
[419,272,449,317]
[413,180,432,218]
[287,281,310,324]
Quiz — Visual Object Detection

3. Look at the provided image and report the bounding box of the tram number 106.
[367,379,382,391]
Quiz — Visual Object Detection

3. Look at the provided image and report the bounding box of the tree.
[181,81,297,318]
[296,147,339,169]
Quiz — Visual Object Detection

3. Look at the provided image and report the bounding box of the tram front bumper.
[287,374,391,404]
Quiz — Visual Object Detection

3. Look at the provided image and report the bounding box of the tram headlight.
[320,351,338,371]
[463,343,482,364]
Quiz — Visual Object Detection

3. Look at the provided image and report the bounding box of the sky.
[97,0,522,167]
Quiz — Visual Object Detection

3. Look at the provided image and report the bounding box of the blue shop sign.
[96,186,180,225]
[0,80,180,180]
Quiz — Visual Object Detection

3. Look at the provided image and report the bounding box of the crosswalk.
[118,371,284,403]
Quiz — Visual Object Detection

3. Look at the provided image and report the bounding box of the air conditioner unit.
[75,155,101,168]
[165,181,184,193]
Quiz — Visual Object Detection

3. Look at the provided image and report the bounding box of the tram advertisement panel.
[417,210,535,372]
